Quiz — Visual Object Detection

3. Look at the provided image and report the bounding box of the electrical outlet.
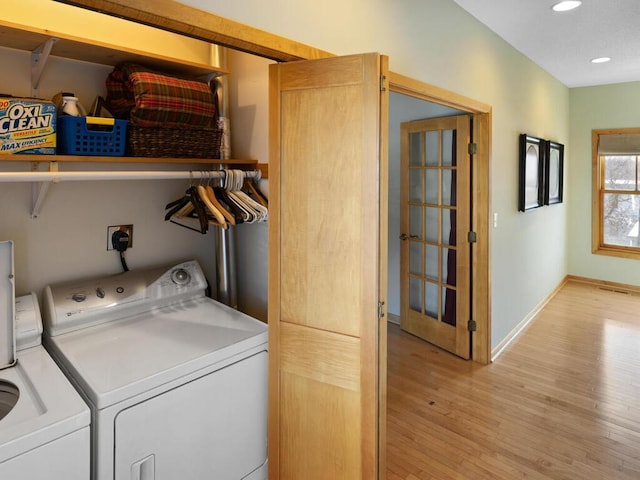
[107,225,133,251]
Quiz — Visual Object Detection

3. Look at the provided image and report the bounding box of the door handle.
[131,454,155,480]
[399,233,419,241]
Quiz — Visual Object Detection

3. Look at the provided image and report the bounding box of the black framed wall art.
[518,134,545,212]
[544,140,564,205]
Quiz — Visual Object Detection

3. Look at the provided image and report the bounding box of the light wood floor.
[386,280,640,480]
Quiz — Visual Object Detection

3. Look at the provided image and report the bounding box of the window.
[593,129,640,258]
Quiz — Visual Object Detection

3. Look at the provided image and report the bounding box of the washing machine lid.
[0,346,90,463]
[46,296,267,410]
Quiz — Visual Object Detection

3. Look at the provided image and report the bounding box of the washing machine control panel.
[43,260,208,336]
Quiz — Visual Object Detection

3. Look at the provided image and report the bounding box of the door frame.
[390,72,492,364]
[399,114,473,360]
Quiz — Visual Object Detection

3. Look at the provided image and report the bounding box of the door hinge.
[380,74,387,92]
[378,301,385,319]
[468,319,477,332]
[467,231,477,243]
[468,143,477,155]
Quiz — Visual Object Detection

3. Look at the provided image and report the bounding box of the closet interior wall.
[224,49,273,322]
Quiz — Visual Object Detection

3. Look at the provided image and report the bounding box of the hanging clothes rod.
[0,168,262,219]
[0,169,262,183]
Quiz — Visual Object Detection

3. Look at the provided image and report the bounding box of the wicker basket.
[126,124,222,158]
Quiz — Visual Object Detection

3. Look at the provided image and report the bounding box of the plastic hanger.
[220,169,268,223]
[245,180,268,207]
[197,184,227,229]
[214,187,245,224]
[165,169,267,232]
[174,185,210,234]
[204,172,236,225]
[164,173,211,234]
[235,190,268,222]
[242,170,268,207]
[164,193,191,220]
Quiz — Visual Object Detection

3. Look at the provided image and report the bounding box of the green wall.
[569,82,640,284]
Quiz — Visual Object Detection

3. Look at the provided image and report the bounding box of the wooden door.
[399,115,471,359]
[268,53,388,479]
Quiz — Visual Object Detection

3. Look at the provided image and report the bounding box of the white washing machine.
[0,292,91,479]
[42,260,268,480]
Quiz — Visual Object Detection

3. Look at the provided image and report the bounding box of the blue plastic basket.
[57,116,127,156]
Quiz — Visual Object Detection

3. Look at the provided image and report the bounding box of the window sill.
[593,245,640,261]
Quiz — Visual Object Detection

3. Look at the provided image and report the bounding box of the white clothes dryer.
[42,260,268,480]
[0,292,91,480]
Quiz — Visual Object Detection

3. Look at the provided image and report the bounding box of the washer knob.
[71,293,86,302]
[171,268,191,286]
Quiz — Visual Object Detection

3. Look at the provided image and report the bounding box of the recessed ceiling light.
[591,57,611,64]
[552,1,582,12]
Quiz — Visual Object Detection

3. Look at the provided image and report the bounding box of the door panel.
[279,80,364,336]
[400,115,471,359]
[269,53,388,479]
[280,318,361,478]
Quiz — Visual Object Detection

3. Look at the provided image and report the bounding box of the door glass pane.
[425,207,439,243]
[425,282,438,319]
[442,288,456,326]
[604,156,636,191]
[603,193,640,246]
[425,169,438,204]
[442,129,455,166]
[442,169,456,206]
[410,169,422,202]
[409,132,422,166]
[424,244,438,281]
[425,131,439,166]
[410,206,422,238]
[409,241,422,276]
[409,277,422,312]
[442,209,456,246]
[442,248,456,286]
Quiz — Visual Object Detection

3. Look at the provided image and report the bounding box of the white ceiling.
[451,0,640,88]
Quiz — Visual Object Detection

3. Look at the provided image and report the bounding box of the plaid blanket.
[106,63,217,128]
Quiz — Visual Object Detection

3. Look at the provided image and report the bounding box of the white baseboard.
[387,313,400,325]
[491,276,568,362]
